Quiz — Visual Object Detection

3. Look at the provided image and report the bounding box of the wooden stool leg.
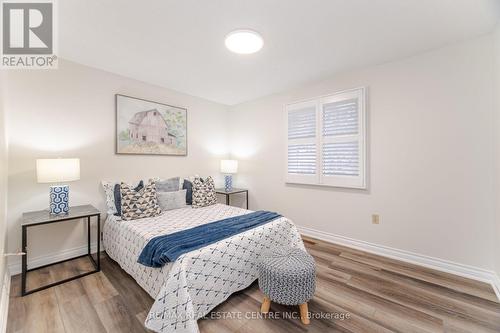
[299,303,310,325]
[261,296,271,313]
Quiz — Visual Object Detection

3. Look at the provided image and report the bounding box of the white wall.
[0,70,9,303]
[495,24,500,277]
[3,33,498,277]
[229,35,496,270]
[4,60,230,272]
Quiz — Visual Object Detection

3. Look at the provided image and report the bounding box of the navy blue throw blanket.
[138,211,281,267]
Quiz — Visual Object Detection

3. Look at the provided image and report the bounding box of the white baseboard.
[0,269,11,333]
[8,243,100,276]
[492,273,500,302]
[7,227,500,302]
[298,226,500,301]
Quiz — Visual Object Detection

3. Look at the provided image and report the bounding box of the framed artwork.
[115,94,187,156]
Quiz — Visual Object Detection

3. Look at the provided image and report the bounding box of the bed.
[103,203,304,333]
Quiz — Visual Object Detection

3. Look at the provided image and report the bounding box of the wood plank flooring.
[7,236,500,333]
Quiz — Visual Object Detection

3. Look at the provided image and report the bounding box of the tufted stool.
[258,247,316,324]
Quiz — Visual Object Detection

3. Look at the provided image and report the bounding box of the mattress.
[103,203,304,333]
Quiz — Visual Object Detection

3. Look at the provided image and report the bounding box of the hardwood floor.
[7,236,500,333]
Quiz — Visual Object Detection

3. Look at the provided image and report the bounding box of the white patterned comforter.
[103,204,304,333]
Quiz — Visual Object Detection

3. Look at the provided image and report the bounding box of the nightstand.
[216,188,249,209]
[21,204,101,296]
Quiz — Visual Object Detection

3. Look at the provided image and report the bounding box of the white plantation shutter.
[288,107,316,140]
[320,89,365,188]
[322,98,359,137]
[322,141,359,176]
[288,144,316,175]
[286,101,319,184]
[286,88,366,188]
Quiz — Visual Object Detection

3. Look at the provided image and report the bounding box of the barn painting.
[116,94,187,155]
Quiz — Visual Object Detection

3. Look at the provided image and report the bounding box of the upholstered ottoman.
[258,247,316,324]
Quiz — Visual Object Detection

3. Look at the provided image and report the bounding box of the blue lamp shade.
[220,160,238,192]
[37,158,80,215]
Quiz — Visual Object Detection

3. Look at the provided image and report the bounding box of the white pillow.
[101,181,118,215]
[157,190,187,211]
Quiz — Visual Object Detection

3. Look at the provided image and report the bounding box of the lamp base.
[224,175,233,192]
[49,185,69,215]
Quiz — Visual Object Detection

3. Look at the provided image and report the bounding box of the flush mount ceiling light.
[225,30,264,54]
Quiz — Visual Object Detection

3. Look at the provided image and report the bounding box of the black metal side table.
[21,204,101,296]
[215,188,249,209]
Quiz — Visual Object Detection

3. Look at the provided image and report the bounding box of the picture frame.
[115,94,187,156]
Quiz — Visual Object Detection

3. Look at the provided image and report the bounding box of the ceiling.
[59,0,500,105]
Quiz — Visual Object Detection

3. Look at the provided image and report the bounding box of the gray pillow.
[155,177,180,192]
[157,190,187,211]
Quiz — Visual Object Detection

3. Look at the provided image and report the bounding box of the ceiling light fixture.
[225,29,264,54]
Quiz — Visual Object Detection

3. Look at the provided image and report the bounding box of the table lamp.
[220,159,238,192]
[36,158,80,215]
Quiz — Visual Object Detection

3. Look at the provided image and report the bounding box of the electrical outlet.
[372,214,380,224]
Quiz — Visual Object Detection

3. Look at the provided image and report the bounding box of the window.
[286,87,366,189]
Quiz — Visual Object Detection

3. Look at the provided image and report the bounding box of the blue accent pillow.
[114,180,144,216]
[183,179,193,205]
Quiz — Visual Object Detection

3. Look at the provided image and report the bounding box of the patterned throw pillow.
[192,176,217,208]
[114,180,144,216]
[121,180,162,221]
[101,179,144,215]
